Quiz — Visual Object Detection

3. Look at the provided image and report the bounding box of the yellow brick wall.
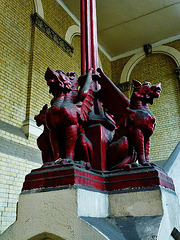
[28,28,82,120]
[166,39,180,51]
[71,36,81,74]
[0,153,40,233]
[111,55,132,85]
[0,0,33,128]
[111,39,180,85]
[0,0,42,150]
[42,0,75,39]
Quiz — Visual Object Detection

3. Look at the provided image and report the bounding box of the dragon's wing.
[77,70,94,122]
[78,88,94,122]
[97,68,130,124]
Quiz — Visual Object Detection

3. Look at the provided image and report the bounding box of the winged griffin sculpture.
[35,67,161,170]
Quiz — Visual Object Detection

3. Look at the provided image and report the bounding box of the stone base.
[22,162,175,192]
[1,185,180,240]
[0,188,107,240]
[81,216,163,240]
[1,163,179,240]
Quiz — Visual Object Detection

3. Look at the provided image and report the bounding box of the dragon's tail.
[108,136,136,170]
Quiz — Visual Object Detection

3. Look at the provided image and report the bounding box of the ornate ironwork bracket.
[118,81,131,92]
[143,43,152,55]
[31,13,74,57]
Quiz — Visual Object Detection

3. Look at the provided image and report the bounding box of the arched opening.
[65,25,81,44]
[120,45,180,83]
[28,232,65,240]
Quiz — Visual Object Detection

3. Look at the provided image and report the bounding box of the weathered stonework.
[1,185,179,240]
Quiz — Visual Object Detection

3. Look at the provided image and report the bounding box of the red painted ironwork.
[81,0,86,75]
[81,0,98,75]
[90,0,99,73]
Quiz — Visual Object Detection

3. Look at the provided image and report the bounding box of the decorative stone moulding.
[31,13,74,57]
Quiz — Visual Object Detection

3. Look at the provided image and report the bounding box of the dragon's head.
[45,67,77,95]
[132,79,161,105]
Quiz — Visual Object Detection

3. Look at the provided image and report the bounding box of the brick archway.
[120,45,180,83]
[28,232,65,240]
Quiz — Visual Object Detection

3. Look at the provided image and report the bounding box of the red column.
[90,0,99,73]
[81,0,86,75]
[80,0,109,171]
[81,0,98,75]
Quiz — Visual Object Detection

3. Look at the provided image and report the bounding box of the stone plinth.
[0,188,107,240]
[1,163,179,240]
[22,162,175,192]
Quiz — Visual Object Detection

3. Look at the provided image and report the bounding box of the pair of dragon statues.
[35,67,161,170]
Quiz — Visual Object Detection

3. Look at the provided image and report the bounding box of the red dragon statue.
[34,104,53,164]
[35,67,161,170]
[97,68,161,169]
[37,67,94,165]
